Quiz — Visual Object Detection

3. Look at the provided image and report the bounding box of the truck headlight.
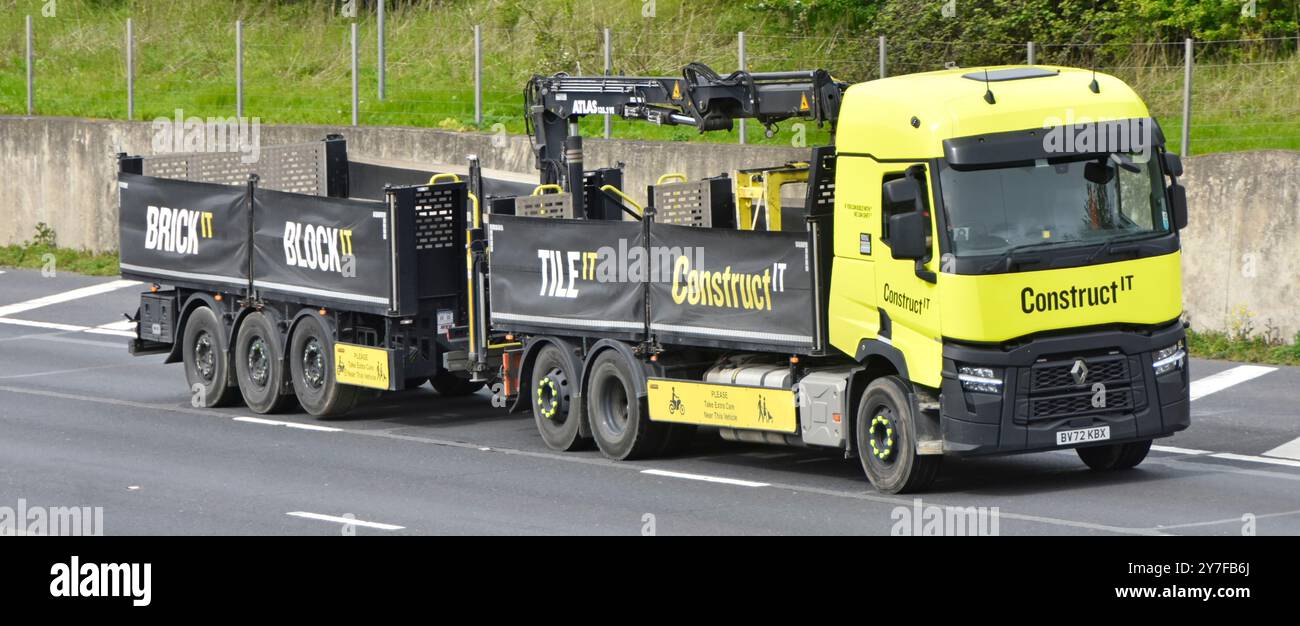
[958,366,1002,393]
[1152,341,1186,376]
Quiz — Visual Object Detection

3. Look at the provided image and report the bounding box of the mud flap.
[910,392,944,455]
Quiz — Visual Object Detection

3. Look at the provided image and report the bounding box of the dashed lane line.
[1189,364,1277,401]
[286,512,405,531]
[0,279,139,318]
[233,416,344,433]
[1264,437,1300,462]
[641,469,769,488]
[0,316,136,338]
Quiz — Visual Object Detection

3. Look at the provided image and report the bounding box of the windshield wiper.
[1084,231,1162,265]
[979,240,1075,273]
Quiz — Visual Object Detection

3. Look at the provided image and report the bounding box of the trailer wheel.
[404,377,429,390]
[182,306,237,408]
[855,376,941,494]
[586,350,665,461]
[530,345,587,451]
[234,312,295,414]
[431,371,486,397]
[1077,439,1152,471]
[289,315,359,417]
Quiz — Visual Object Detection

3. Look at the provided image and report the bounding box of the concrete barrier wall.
[2,116,1296,340]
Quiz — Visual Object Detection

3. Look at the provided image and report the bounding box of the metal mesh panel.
[413,186,459,251]
[514,193,575,219]
[653,180,713,227]
[140,141,329,196]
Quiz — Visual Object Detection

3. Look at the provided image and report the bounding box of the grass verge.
[1188,329,1300,367]
[0,245,120,277]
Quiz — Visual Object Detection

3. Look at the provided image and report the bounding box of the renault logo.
[1070,359,1089,385]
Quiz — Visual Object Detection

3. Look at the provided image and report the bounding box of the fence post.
[235,20,243,118]
[474,25,483,127]
[1181,38,1193,157]
[351,22,359,127]
[126,18,134,120]
[1027,41,1036,65]
[603,27,612,139]
[378,0,385,101]
[738,31,746,145]
[878,35,887,79]
[26,15,33,116]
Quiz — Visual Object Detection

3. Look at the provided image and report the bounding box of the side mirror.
[883,177,919,207]
[888,211,929,260]
[1168,182,1189,230]
[1162,152,1184,178]
[1084,161,1114,185]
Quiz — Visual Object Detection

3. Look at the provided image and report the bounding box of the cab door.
[872,163,944,389]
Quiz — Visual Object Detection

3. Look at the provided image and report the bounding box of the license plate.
[1056,425,1111,446]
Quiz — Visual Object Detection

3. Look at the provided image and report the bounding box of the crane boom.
[525,63,846,198]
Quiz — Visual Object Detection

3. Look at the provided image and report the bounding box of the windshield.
[939,153,1171,258]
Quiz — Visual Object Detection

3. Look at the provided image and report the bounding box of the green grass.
[0,244,120,276]
[1188,329,1300,367]
[0,222,119,276]
[2,1,1297,153]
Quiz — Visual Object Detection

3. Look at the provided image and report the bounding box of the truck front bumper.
[938,321,1190,457]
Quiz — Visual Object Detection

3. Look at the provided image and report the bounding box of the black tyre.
[431,371,486,397]
[404,377,429,390]
[289,315,359,417]
[1077,439,1152,471]
[181,306,237,408]
[530,345,588,451]
[234,312,295,414]
[855,376,941,494]
[656,424,697,457]
[586,350,665,461]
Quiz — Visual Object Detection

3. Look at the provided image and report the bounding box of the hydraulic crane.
[525,63,846,209]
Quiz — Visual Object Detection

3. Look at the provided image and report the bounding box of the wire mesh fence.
[4,9,1298,155]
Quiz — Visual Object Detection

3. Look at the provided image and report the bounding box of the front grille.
[1017,353,1145,424]
[1031,388,1134,419]
[1031,356,1128,392]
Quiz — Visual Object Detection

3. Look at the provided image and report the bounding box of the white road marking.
[1189,365,1276,401]
[0,317,88,332]
[0,316,136,338]
[1264,437,1300,461]
[0,279,139,317]
[1209,452,1300,469]
[641,469,769,488]
[86,317,138,337]
[1151,445,1212,455]
[233,416,343,433]
[286,512,405,531]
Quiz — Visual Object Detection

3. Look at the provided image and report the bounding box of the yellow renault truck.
[478,63,1190,493]
[124,63,1190,494]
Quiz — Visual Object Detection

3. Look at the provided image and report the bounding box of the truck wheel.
[530,345,587,451]
[855,376,941,494]
[289,315,359,417]
[404,377,429,390]
[586,350,665,461]
[1077,439,1152,471]
[657,425,696,457]
[234,312,294,414]
[182,306,237,408]
[431,371,486,397]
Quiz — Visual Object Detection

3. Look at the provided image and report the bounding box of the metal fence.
[6,12,1299,156]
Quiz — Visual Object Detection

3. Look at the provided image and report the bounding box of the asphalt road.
[2,268,1299,535]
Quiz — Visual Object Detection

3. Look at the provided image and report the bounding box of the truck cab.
[828,66,1191,485]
